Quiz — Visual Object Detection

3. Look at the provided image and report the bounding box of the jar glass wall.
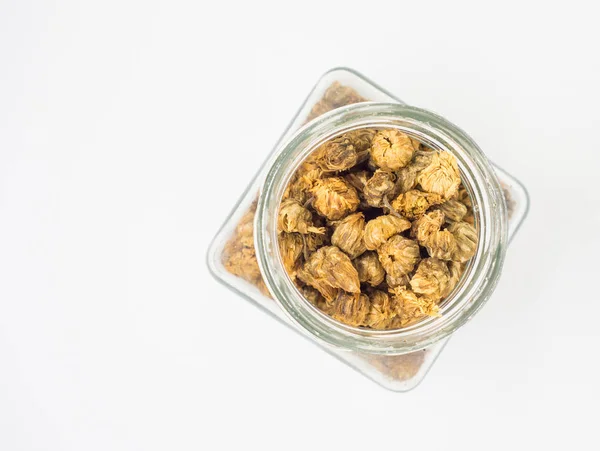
[207,68,529,391]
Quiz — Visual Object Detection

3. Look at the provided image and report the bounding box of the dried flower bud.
[457,186,473,209]
[279,232,304,276]
[354,251,385,286]
[438,199,468,223]
[364,215,411,250]
[346,128,376,152]
[284,169,323,204]
[378,236,420,280]
[417,152,461,199]
[301,285,323,306]
[331,291,371,327]
[390,190,443,219]
[447,221,478,263]
[278,199,326,235]
[390,286,440,328]
[312,177,360,220]
[344,170,370,193]
[306,82,366,122]
[410,138,422,151]
[366,290,395,329]
[411,210,445,244]
[298,246,361,297]
[425,230,457,260]
[331,212,367,259]
[364,170,396,207]
[442,261,464,298]
[413,148,436,171]
[370,130,416,170]
[395,166,418,193]
[303,231,329,255]
[386,271,410,288]
[314,134,368,172]
[410,258,451,300]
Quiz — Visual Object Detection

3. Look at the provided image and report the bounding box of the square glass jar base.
[207,68,529,392]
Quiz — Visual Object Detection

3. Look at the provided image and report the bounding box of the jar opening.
[256,103,507,354]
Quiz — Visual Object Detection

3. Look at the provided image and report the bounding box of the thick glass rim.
[255,102,508,355]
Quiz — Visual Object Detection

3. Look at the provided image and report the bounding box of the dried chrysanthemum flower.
[344,170,371,208]
[417,152,461,199]
[413,148,436,171]
[314,134,368,172]
[411,210,445,244]
[394,166,418,194]
[331,212,367,259]
[370,129,416,171]
[447,221,478,263]
[301,285,323,306]
[457,185,473,209]
[306,82,366,122]
[390,190,444,219]
[442,261,464,298]
[377,236,420,280]
[303,231,329,256]
[364,170,396,207]
[284,168,322,204]
[311,177,360,220]
[331,291,371,327]
[278,199,326,235]
[364,215,411,250]
[344,170,370,193]
[425,230,457,260]
[298,246,361,297]
[365,290,395,329]
[409,258,451,300]
[386,271,410,288]
[438,199,468,223]
[278,232,304,276]
[354,251,385,286]
[390,286,440,327]
[346,128,376,152]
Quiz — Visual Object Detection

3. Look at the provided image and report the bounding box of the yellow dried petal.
[370,130,416,170]
[331,212,366,259]
[364,215,411,250]
[312,177,360,220]
[417,152,461,199]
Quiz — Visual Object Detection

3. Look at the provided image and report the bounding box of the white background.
[1,1,599,450]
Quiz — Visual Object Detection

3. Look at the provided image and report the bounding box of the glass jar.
[207,67,529,391]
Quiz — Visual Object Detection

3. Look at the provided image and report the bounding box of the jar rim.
[255,102,508,355]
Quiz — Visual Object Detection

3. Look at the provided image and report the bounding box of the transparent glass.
[207,68,529,391]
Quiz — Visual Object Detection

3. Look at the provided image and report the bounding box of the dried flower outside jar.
[207,68,529,391]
